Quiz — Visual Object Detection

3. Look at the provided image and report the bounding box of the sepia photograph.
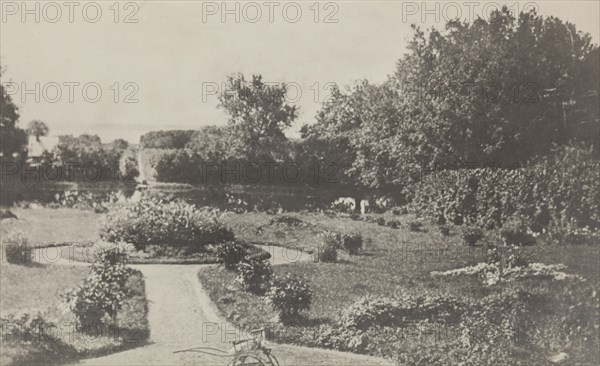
[0,1,599,365]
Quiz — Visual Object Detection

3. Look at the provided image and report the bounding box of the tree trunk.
[354,196,362,213]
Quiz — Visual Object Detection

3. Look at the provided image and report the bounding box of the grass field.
[1,263,149,365]
[202,211,600,364]
[3,206,598,364]
[0,208,149,365]
[1,208,102,247]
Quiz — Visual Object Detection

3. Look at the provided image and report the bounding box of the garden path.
[33,246,391,366]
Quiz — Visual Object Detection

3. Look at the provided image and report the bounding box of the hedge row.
[411,146,599,241]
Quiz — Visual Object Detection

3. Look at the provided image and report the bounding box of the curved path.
[33,246,391,366]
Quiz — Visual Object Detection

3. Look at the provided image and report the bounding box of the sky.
[1,0,599,143]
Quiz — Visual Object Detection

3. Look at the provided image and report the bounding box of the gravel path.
[33,246,391,366]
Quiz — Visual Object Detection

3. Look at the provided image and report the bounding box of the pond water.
[2,182,344,212]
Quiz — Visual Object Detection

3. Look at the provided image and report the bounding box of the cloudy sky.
[1,1,598,143]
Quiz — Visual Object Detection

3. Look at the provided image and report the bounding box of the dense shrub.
[55,190,120,212]
[2,231,32,265]
[213,241,247,270]
[386,219,401,229]
[100,196,234,251]
[319,230,363,255]
[500,216,536,246]
[235,258,273,294]
[317,239,338,263]
[462,226,484,246]
[329,199,355,214]
[140,130,195,149]
[48,134,129,182]
[64,246,134,329]
[341,232,363,254]
[412,146,599,243]
[319,283,599,364]
[319,231,342,247]
[553,282,600,353]
[265,273,312,323]
[118,146,139,181]
[317,325,369,353]
[151,149,202,183]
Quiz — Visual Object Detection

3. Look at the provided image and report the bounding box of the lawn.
[0,208,149,365]
[201,211,600,364]
[1,262,149,365]
[0,208,102,247]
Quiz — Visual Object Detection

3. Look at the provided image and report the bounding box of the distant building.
[26,135,59,165]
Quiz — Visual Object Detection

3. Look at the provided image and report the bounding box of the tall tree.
[185,126,227,161]
[27,120,49,142]
[390,8,599,169]
[218,73,298,161]
[52,134,129,180]
[300,81,405,209]
[0,68,26,159]
[305,8,598,203]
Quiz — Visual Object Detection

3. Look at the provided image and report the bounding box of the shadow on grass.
[2,337,80,366]
[82,326,151,359]
[273,314,331,328]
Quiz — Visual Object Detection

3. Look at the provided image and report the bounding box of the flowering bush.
[64,246,134,330]
[315,281,599,365]
[100,196,235,251]
[317,241,338,262]
[2,231,32,265]
[431,245,584,286]
[265,273,312,323]
[341,232,363,254]
[319,230,363,255]
[462,226,484,246]
[235,258,273,294]
[54,190,120,212]
[317,325,369,353]
[213,241,247,270]
[432,261,584,286]
[339,293,463,331]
